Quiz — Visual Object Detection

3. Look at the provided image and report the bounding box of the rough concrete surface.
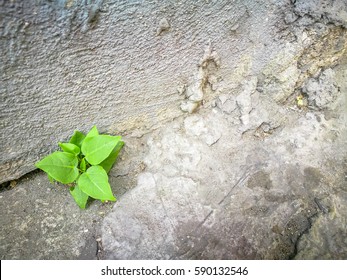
[1,0,290,183]
[101,62,347,259]
[0,0,347,260]
[2,0,347,183]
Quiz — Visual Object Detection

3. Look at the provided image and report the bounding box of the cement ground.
[1,62,346,260]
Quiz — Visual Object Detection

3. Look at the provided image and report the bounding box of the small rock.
[157,18,170,35]
[302,68,339,109]
[184,115,221,146]
[284,12,298,24]
[216,94,237,114]
[180,101,199,114]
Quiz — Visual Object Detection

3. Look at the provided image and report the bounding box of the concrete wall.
[1,0,347,184]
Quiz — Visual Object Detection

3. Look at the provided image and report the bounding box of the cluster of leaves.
[35,126,123,209]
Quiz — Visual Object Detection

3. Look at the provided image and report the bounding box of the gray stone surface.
[0,0,281,183]
[0,171,102,259]
[293,0,347,28]
[0,0,347,260]
[302,68,339,109]
[101,63,347,258]
[2,0,347,183]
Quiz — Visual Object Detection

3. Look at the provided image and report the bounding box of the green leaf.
[99,141,124,173]
[80,157,87,172]
[85,126,99,139]
[77,165,116,201]
[69,130,86,148]
[70,185,89,209]
[59,142,80,156]
[81,135,121,165]
[35,152,79,184]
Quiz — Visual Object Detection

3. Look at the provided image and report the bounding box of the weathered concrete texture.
[293,0,347,28]
[302,68,339,109]
[0,0,347,260]
[0,0,278,183]
[0,171,102,259]
[101,61,347,259]
[1,0,347,184]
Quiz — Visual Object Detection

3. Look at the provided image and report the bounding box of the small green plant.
[35,126,124,209]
